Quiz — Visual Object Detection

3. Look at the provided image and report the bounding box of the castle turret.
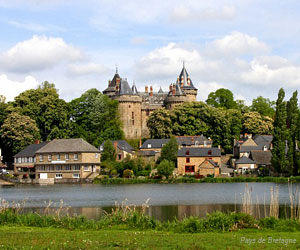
[165,82,187,109]
[103,67,121,97]
[112,79,142,139]
[178,62,197,102]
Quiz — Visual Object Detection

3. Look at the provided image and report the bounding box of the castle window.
[129,105,131,108]
[186,157,190,163]
[186,150,190,156]
[208,150,212,155]
[132,112,134,119]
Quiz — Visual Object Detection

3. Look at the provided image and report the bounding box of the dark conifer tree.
[286,91,298,175]
[271,88,288,174]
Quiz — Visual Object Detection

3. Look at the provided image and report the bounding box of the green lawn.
[0,226,299,249]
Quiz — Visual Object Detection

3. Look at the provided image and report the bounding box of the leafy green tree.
[160,136,178,164]
[286,91,299,175]
[271,88,288,174]
[206,88,237,109]
[100,140,116,162]
[69,89,123,146]
[242,112,273,135]
[0,112,40,155]
[156,159,175,178]
[147,108,172,138]
[236,100,250,113]
[251,96,275,118]
[11,82,75,141]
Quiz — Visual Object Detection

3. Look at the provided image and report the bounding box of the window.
[186,150,190,156]
[33,157,36,163]
[39,155,43,162]
[208,150,212,155]
[55,173,62,179]
[204,141,207,146]
[56,165,62,171]
[132,112,134,119]
[65,153,69,160]
[29,157,33,163]
[95,153,99,159]
[146,110,150,116]
[65,165,71,171]
[118,154,122,160]
[73,173,80,178]
[48,154,52,161]
[84,166,90,172]
[147,144,152,148]
[186,157,190,163]
[18,158,21,163]
[185,166,195,173]
[129,105,131,108]
[73,165,80,170]
[57,154,60,160]
[74,153,78,160]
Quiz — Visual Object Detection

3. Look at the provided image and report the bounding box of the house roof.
[250,150,272,165]
[240,146,261,152]
[14,142,48,157]
[140,139,170,149]
[199,159,219,168]
[178,147,221,157]
[100,140,134,154]
[236,156,256,164]
[36,139,100,153]
[139,150,156,156]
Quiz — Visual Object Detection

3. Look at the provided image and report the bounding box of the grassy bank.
[0,226,299,249]
[93,176,300,184]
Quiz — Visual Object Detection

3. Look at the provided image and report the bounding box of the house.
[177,147,221,176]
[235,156,256,174]
[13,141,48,179]
[140,135,212,161]
[99,140,135,161]
[35,138,100,180]
[250,150,272,175]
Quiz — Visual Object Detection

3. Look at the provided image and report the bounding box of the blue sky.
[1,0,300,104]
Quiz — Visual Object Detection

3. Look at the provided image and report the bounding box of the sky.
[1,0,300,104]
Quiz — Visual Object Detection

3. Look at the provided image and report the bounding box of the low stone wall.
[54,178,93,184]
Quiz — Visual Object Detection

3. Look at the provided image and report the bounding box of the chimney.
[145,86,148,93]
[113,141,118,149]
[139,138,142,148]
[35,140,40,144]
[150,86,153,96]
[191,137,194,144]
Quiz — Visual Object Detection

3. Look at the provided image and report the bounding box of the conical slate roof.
[158,86,164,93]
[178,63,197,90]
[132,82,138,94]
[119,79,133,95]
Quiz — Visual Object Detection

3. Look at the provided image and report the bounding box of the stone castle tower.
[103,64,198,139]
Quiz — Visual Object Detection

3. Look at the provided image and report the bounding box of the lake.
[0,183,299,221]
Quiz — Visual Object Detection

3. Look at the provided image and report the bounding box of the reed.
[241,183,252,215]
[269,185,279,218]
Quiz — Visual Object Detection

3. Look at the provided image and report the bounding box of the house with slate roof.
[177,147,221,176]
[103,63,197,139]
[14,141,48,179]
[35,138,100,180]
[139,135,212,161]
[99,140,135,161]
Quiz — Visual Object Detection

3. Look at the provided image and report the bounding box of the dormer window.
[208,150,212,155]
[147,144,152,148]
[186,150,190,156]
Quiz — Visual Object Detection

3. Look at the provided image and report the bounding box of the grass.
[0,226,300,249]
[93,176,300,184]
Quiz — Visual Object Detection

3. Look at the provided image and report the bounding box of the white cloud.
[67,63,108,76]
[0,35,83,73]
[0,74,39,102]
[170,5,236,22]
[209,31,270,56]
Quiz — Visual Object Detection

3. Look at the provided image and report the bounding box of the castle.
[103,64,198,139]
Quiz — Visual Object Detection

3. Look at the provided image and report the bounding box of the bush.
[123,169,134,178]
[156,160,175,178]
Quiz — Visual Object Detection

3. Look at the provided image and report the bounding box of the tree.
[69,89,123,146]
[156,159,175,178]
[160,136,178,164]
[242,112,273,135]
[147,108,172,138]
[0,112,40,155]
[286,91,299,175]
[236,100,250,113]
[271,88,288,174]
[251,96,275,118]
[206,88,237,109]
[100,140,117,162]
[11,82,75,141]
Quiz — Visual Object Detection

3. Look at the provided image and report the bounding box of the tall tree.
[69,89,123,146]
[0,112,40,155]
[206,88,237,109]
[160,136,178,164]
[271,88,288,174]
[286,91,298,175]
[251,96,275,118]
[11,82,75,141]
[147,108,173,138]
[242,112,273,135]
[100,140,116,162]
